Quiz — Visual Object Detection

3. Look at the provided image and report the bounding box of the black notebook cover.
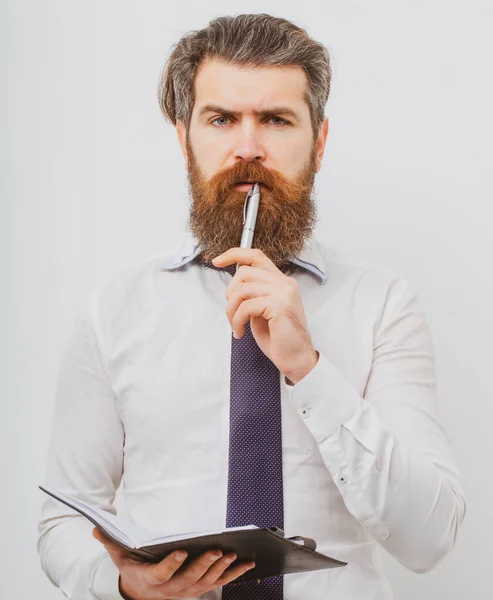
[39,485,347,584]
[130,528,347,584]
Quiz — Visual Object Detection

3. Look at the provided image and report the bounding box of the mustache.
[211,161,284,196]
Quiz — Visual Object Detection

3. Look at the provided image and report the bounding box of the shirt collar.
[158,230,327,284]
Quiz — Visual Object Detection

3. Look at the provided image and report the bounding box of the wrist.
[285,349,319,385]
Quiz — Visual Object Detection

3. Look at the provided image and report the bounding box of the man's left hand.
[212,248,319,385]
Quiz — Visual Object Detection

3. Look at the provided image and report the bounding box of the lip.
[233,182,268,191]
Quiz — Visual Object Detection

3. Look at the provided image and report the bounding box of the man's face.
[176,59,329,269]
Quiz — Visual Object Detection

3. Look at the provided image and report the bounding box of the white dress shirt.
[37,231,467,600]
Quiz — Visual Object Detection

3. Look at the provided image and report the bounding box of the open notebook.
[39,485,347,584]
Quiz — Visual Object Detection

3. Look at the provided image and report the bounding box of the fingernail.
[210,552,222,561]
[175,551,187,561]
[225,555,236,564]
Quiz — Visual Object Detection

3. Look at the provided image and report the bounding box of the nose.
[232,124,266,163]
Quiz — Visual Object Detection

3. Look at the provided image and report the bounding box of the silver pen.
[236,183,260,272]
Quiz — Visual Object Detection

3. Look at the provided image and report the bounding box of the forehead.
[192,59,309,116]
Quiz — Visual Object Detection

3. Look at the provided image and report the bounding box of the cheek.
[271,137,311,178]
[190,134,229,179]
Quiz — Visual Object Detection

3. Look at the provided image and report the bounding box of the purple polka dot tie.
[205,260,284,599]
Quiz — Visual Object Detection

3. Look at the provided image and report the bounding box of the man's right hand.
[93,528,255,599]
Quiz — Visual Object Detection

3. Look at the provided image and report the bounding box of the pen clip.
[243,187,255,225]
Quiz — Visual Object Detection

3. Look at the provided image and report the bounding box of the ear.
[176,119,189,171]
[314,117,329,174]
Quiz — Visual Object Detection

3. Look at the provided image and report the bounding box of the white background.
[2,1,491,598]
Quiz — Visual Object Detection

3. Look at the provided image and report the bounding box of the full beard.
[186,141,319,270]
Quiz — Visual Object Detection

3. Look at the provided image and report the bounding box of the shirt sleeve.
[282,275,467,574]
[37,288,125,600]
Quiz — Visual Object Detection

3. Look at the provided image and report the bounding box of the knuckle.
[150,557,179,585]
[204,560,229,581]
[149,565,170,585]
[181,571,198,586]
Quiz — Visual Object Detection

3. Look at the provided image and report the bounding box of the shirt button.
[304,448,311,457]
[300,407,310,418]
[338,474,347,484]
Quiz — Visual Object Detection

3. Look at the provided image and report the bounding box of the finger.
[190,553,237,590]
[232,296,279,337]
[226,283,270,332]
[213,248,276,272]
[215,561,256,586]
[146,550,189,585]
[226,275,273,302]
[159,550,223,593]
[227,265,285,297]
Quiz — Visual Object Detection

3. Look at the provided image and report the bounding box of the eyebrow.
[198,104,300,122]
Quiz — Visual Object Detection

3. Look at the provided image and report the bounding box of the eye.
[210,116,290,127]
[210,116,231,127]
[269,116,290,127]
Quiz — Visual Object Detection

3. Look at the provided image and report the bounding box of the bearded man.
[38,13,466,600]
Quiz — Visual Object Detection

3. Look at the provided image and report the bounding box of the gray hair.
[158,13,332,138]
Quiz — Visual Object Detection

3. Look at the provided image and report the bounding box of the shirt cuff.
[92,553,125,600]
[283,350,363,442]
